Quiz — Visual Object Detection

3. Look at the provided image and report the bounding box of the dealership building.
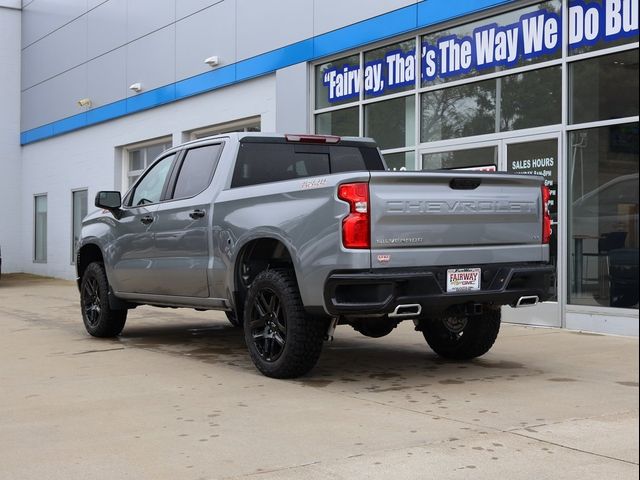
[0,0,637,334]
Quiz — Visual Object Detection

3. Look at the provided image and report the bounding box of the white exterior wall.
[20,75,276,279]
[0,4,22,273]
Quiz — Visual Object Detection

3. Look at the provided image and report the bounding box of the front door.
[110,153,176,294]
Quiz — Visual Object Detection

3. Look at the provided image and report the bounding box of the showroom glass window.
[127,140,172,188]
[567,0,639,310]
[312,0,639,319]
[313,0,563,170]
[71,190,88,263]
[34,195,47,263]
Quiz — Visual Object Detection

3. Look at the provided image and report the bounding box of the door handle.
[140,215,154,225]
[189,209,206,219]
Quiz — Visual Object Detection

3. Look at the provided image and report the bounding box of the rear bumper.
[324,263,554,317]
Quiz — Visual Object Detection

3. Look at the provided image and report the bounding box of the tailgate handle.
[450,178,481,190]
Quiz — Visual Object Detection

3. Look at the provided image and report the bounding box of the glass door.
[419,133,563,327]
[420,140,499,171]
[501,133,562,327]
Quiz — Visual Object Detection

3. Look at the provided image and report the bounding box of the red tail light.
[338,182,370,249]
[541,185,552,244]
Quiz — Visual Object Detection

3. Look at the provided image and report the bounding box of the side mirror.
[95,191,121,210]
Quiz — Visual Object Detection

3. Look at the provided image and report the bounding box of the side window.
[232,143,330,188]
[172,144,222,199]
[130,154,175,206]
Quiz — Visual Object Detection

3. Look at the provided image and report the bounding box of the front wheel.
[243,269,328,378]
[80,262,127,337]
[422,309,501,360]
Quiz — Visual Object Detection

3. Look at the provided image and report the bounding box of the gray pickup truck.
[77,133,553,378]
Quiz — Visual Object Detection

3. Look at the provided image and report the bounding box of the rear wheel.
[243,269,328,378]
[422,309,501,360]
[80,262,127,337]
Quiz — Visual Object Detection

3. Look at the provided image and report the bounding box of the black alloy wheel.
[243,269,328,378]
[82,275,102,329]
[248,287,287,362]
[80,262,127,337]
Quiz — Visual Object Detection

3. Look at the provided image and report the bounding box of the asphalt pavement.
[0,274,638,479]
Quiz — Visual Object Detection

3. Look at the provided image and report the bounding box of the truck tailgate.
[369,171,547,268]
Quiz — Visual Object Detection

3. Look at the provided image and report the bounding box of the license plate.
[446,268,481,293]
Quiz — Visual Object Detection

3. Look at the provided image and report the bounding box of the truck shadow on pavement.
[114,318,535,388]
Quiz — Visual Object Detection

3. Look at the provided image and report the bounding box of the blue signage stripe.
[417,0,516,26]
[126,84,177,114]
[20,0,517,145]
[313,5,418,58]
[51,112,87,136]
[236,39,314,81]
[175,64,236,99]
[86,99,127,125]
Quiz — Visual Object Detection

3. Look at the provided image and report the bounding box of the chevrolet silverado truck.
[77,133,553,378]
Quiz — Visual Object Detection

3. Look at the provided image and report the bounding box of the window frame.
[33,193,47,264]
[187,116,261,141]
[122,137,173,191]
[167,142,225,201]
[70,188,88,265]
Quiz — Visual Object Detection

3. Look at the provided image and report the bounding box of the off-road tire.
[243,269,328,378]
[422,309,501,360]
[80,262,127,337]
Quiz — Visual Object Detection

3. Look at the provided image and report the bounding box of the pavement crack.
[72,347,125,355]
[506,409,637,432]
[223,460,322,479]
[509,430,639,466]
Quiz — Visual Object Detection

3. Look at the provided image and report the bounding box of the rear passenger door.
[150,142,224,297]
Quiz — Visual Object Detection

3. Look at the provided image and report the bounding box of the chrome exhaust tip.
[515,295,539,308]
[389,304,422,318]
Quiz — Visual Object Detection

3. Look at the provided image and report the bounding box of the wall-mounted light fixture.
[129,82,143,93]
[77,98,92,108]
[204,56,220,67]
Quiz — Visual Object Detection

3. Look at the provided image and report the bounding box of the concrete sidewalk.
[0,274,638,479]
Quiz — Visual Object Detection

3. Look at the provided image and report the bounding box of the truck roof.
[176,132,378,150]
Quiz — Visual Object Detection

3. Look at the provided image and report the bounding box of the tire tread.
[81,262,127,337]
[244,269,327,378]
[423,309,501,360]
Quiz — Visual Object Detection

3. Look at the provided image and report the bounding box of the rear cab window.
[231,139,384,188]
